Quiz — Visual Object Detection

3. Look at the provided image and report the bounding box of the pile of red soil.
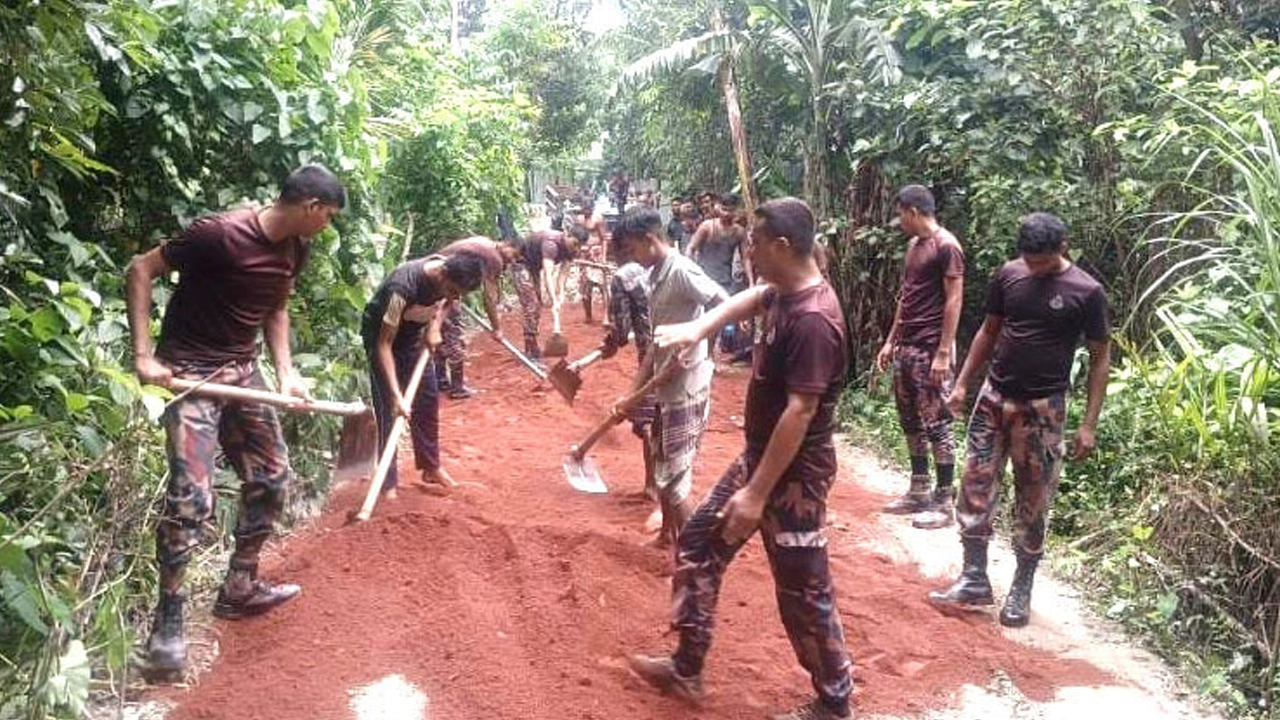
[159,304,1112,720]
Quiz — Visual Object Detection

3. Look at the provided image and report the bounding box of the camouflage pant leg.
[157,361,290,592]
[672,455,753,677]
[892,344,956,465]
[608,275,653,362]
[218,367,292,573]
[956,384,1065,554]
[761,473,853,713]
[511,265,540,347]
[440,301,465,376]
[1007,392,1066,555]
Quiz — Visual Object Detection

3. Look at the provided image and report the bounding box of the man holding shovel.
[629,197,855,720]
[435,236,521,399]
[126,165,344,682]
[361,253,485,498]
[613,207,727,547]
[504,226,586,359]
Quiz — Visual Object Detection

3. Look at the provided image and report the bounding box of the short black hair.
[566,224,590,244]
[614,207,666,251]
[754,197,816,255]
[895,184,935,216]
[442,253,485,292]
[1017,212,1068,254]
[280,164,346,208]
[719,192,741,208]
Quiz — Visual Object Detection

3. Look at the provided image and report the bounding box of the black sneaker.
[627,654,703,703]
[212,580,301,620]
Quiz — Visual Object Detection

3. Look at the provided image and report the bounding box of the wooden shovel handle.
[571,351,687,459]
[355,345,433,521]
[169,378,368,416]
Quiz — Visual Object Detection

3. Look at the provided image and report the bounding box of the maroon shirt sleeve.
[1083,285,1109,341]
[784,313,843,396]
[984,269,1006,318]
[939,241,965,278]
[161,216,224,272]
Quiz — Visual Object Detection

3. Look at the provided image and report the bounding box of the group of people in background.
[125,164,1110,720]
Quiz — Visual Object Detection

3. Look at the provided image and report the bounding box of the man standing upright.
[687,193,752,359]
[613,207,728,546]
[126,165,344,681]
[928,212,1110,628]
[877,185,965,529]
[578,197,611,324]
[629,197,854,720]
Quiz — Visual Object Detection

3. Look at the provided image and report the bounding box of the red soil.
[160,304,1113,720]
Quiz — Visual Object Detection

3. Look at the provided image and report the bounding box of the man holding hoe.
[127,165,345,681]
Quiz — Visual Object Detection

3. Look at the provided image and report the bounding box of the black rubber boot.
[928,537,995,610]
[142,592,187,683]
[883,474,931,514]
[911,486,955,530]
[1000,550,1041,628]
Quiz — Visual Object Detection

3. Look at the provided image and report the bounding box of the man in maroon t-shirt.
[929,212,1110,629]
[434,236,520,399]
[629,198,854,720]
[876,185,964,529]
[125,165,345,681]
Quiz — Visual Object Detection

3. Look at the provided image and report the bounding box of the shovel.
[458,302,550,383]
[547,348,605,405]
[167,378,376,484]
[544,304,569,358]
[562,350,688,494]
[353,344,433,522]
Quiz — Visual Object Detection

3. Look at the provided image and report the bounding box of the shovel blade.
[561,454,608,494]
[333,411,378,485]
[547,360,582,404]
[544,332,569,358]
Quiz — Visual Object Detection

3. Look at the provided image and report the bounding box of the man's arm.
[685,221,711,260]
[653,284,770,351]
[263,307,309,399]
[1072,338,1111,459]
[719,392,821,543]
[126,248,174,385]
[946,313,1003,413]
[482,274,503,339]
[735,229,754,286]
[376,322,410,418]
[931,274,963,384]
[541,258,560,308]
[425,300,446,351]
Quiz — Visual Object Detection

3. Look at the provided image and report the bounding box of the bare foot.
[384,488,399,501]
[643,508,664,534]
[413,466,457,494]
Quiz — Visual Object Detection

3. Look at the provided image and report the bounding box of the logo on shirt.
[1049,294,1065,311]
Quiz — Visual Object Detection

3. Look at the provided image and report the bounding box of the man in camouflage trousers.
[929,212,1110,628]
[630,198,855,720]
[876,185,965,529]
[126,165,345,682]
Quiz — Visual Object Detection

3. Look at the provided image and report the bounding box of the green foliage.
[0,0,535,715]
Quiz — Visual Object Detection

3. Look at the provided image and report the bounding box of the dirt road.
[147,304,1215,720]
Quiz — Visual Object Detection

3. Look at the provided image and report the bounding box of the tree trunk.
[805,105,831,220]
[709,1,756,213]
